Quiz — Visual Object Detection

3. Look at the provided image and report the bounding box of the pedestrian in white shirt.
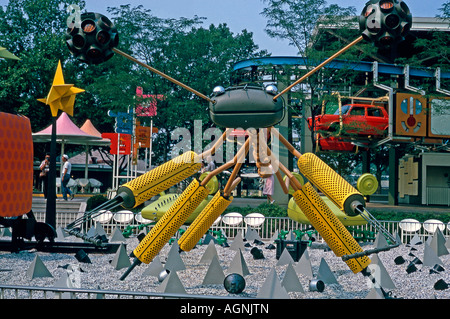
[60,154,74,201]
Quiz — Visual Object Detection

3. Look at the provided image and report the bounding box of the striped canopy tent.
[79,119,111,178]
[32,112,105,178]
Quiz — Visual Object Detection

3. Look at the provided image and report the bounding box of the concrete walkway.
[366,201,450,214]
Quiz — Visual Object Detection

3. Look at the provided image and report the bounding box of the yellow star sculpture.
[37,60,84,117]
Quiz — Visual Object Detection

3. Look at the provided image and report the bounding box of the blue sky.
[0,0,445,55]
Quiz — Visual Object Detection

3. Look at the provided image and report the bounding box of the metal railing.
[0,284,248,299]
[30,211,450,244]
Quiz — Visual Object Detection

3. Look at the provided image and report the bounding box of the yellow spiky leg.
[120,178,209,280]
[293,182,371,273]
[297,153,366,217]
[65,151,202,237]
[268,129,398,296]
[178,137,250,252]
[258,133,369,273]
[117,151,202,208]
[117,130,229,209]
[178,189,234,252]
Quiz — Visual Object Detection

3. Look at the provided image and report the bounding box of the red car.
[316,134,357,152]
[308,104,389,137]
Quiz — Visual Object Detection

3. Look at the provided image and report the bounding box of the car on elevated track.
[308,103,389,137]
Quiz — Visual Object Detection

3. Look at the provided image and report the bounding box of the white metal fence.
[30,211,450,245]
[0,284,245,299]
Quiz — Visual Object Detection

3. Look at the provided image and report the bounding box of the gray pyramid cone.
[409,233,422,245]
[430,228,449,257]
[257,268,290,299]
[281,262,305,293]
[157,271,186,294]
[227,249,250,276]
[2,227,11,237]
[229,231,246,251]
[26,255,53,280]
[287,230,296,241]
[202,255,225,285]
[199,240,219,264]
[53,273,74,299]
[111,243,131,270]
[369,254,396,290]
[54,272,70,288]
[165,242,186,272]
[66,264,82,288]
[271,230,279,242]
[203,232,216,245]
[295,248,313,278]
[365,287,385,299]
[245,226,261,242]
[110,227,126,243]
[142,256,164,277]
[395,232,402,245]
[56,227,68,240]
[276,247,295,266]
[374,233,389,249]
[86,225,97,238]
[423,242,444,267]
[317,258,338,285]
[95,222,107,238]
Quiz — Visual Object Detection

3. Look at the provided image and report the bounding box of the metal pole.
[84,145,89,179]
[273,36,364,101]
[112,48,215,104]
[149,119,153,170]
[45,115,57,229]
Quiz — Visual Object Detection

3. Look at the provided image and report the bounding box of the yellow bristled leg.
[178,191,233,252]
[132,178,209,264]
[298,153,365,216]
[293,182,370,274]
[118,151,201,208]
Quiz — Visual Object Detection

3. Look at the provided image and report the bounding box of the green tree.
[0,0,86,130]
[260,0,392,186]
[1,1,268,166]
[261,0,356,56]
[106,6,269,164]
[390,1,450,93]
[260,0,362,148]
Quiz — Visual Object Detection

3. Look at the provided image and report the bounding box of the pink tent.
[32,112,102,145]
[80,119,102,137]
[79,119,110,146]
[33,112,104,178]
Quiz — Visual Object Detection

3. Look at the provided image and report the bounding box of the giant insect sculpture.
[64,1,411,295]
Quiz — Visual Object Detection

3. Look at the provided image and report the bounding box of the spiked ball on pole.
[66,12,119,65]
[358,0,412,47]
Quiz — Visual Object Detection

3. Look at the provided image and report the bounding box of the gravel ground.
[0,232,449,300]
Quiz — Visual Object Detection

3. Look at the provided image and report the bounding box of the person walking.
[60,154,74,201]
[201,156,216,173]
[39,153,50,199]
[262,165,275,204]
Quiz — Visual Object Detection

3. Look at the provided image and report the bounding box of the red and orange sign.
[101,133,132,155]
